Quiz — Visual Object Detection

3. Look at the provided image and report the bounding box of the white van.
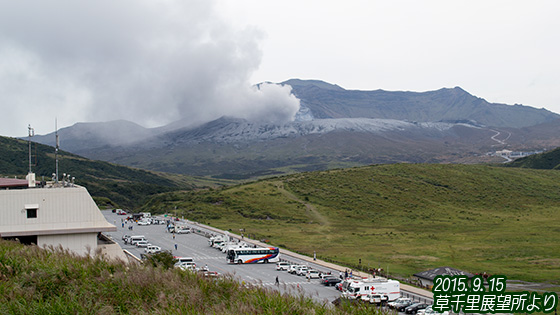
[145,245,161,254]
[276,262,290,271]
[174,257,194,266]
[129,235,147,245]
[342,278,400,301]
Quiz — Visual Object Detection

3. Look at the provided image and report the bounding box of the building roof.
[0,185,116,238]
[0,178,28,188]
[413,266,474,280]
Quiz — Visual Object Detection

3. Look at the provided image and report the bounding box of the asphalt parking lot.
[103,211,343,303]
[102,210,433,308]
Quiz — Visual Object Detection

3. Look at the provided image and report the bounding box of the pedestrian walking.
[275,276,279,286]
[174,243,178,250]
[173,233,176,240]
[339,271,343,279]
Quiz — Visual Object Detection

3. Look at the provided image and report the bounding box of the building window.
[27,208,37,218]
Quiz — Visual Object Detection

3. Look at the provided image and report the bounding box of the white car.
[388,297,411,309]
[137,220,150,226]
[368,294,388,304]
[418,305,446,315]
[144,245,161,254]
[306,270,320,279]
[296,266,309,276]
[175,262,197,271]
[276,262,290,271]
[288,264,301,274]
[176,228,191,234]
[135,241,150,248]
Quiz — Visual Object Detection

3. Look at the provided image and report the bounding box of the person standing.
[174,243,178,251]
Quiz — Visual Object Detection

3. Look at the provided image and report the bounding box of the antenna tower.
[55,119,59,183]
[28,124,34,173]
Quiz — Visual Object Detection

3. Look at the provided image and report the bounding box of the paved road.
[103,210,433,307]
[103,211,341,303]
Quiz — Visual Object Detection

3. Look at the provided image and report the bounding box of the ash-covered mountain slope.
[283,79,560,128]
[68,117,501,178]
[157,116,480,145]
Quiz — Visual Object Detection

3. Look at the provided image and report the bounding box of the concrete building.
[0,176,120,257]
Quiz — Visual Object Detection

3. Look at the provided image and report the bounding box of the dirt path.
[273,181,330,227]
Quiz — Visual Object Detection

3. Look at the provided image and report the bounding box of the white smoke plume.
[0,0,300,136]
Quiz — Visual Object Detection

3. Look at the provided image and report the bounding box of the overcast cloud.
[3,1,560,137]
[219,0,560,116]
[0,0,300,136]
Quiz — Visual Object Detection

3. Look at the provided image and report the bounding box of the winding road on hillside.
[490,129,511,146]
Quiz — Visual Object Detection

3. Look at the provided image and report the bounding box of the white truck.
[341,278,400,301]
[208,235,228,248]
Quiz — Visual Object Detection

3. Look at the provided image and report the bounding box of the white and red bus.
[226,247,280,264]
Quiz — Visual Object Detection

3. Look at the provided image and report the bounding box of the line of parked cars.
[173,256,221,278]
[122,235,164,255]
[275,262,339,283]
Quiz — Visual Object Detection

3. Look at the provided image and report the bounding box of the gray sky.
[1,0,559,137]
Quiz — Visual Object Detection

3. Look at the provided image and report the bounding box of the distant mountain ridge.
[284,79,559,128]
[26,79,560,179]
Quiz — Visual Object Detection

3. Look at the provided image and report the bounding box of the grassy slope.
[506,147,560,170]
[0,240,378,315]
[141,164,560,284]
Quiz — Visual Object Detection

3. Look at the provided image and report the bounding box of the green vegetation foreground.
[142,164,560,285]
[0,240,381,314]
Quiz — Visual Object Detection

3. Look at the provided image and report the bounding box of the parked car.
[288,264,302,274]
[306,270,320,279]
[276,262,290,271]
[367,294,389,304]
[176,262,197,271]
[129,235,147,245]
[388,297,411,309]
[321,276,341,286]
[174,257,195,266]
[394,299,414,311]
[335,279,351,292]
[296,266,309,276]
[135,241,150,248]
[176,227,191,234]
[203,271,220,278]
[417,305,433,315]
[137,220,150,226]
[405,303,429,314]
[145,245,161,254]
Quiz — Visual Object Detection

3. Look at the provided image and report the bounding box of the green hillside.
[141,164,560,285]
[506,147,560,170]
[0,240,376,314]
[0,136,213,209]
